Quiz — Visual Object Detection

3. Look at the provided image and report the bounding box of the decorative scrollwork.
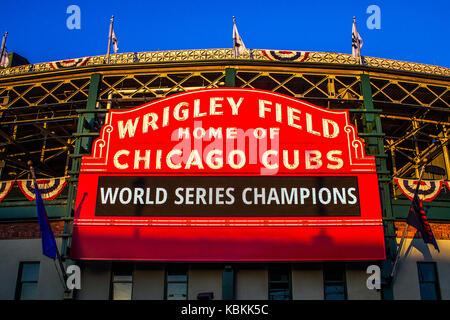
[1,49,448,78]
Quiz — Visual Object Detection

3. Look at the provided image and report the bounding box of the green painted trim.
[0,204,67,219]
[78,72,101,152]
[361,74,375,111]
[360,73,395,300]
[392,199,450,220]
[222,266,235,300]
[62,73,103,260]
[346,109,383,113]
[225,68,236,87]
[72,132,100,137]
[358,132,386,137]
[75,109,109,113]
[0,199,67,208]
[85,73,102,110]
[68,154,83,159]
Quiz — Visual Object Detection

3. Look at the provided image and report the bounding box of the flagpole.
[0,32,7,65]
[390,164,426,279]
[356,17,363,65]
[106,15,114,64]
[353,17,363,65]
[232,16,236,58]
[28,161,69,290]
[0,32,7,55]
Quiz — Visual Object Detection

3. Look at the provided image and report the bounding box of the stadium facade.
[0,49,449,300]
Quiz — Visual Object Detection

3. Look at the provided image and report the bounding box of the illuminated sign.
[95,175,361,217]
[71,88,385,261]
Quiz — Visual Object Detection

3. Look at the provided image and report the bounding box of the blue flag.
[407,190,440,252]
[35,181,57,259]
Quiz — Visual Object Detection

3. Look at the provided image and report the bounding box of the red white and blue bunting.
[0,180,14,202]
[17,177,69,201]
[394,178,444,201]
[262,50,309,62]
[50,57,89,70]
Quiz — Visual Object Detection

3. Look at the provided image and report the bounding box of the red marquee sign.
[71,88,385,261]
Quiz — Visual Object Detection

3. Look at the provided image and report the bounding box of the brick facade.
[395,222,450,240]
[0,221,65,240]
[1,221,449,241]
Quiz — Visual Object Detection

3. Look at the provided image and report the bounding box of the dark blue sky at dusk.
[0,0,449,67]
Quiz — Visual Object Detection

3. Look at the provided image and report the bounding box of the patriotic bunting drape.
[3,177,449,202]
[394,178,445,201]
[262,50,309,62]
[0,180,14,201]
[50,57,89,70]
[17,177,69,201]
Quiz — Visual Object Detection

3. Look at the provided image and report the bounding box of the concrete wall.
[188,269,222,300]
[77,264,224,300]
[0,239,65,300]
[236,269,268,300]
[393,238,450,300]
[346,268,381,300]
[292,265,381,300]
[292,269,323,300]
[133,265,165,300]
[76,261,111,300]
[2,238,450,300]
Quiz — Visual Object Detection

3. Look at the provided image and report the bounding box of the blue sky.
[0,0,449,67]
